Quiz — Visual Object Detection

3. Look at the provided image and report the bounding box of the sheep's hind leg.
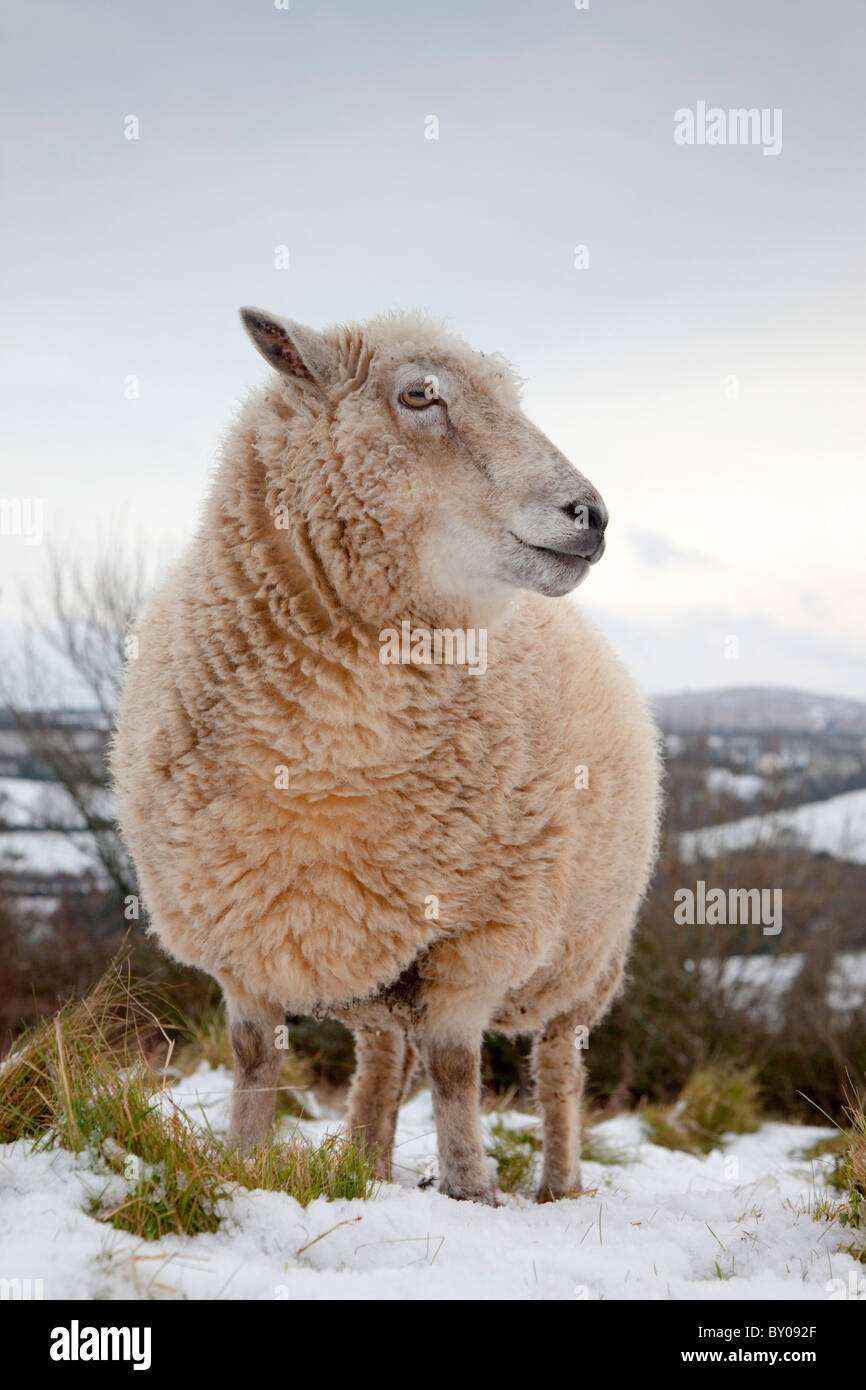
[533,1011,585,1202]
[422,1034,497,1205]
[346,1028,417,1180]
[224,988,285,1153]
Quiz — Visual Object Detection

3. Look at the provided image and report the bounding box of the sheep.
[111,307,662,1204]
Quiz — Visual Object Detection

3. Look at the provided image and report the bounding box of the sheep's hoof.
[535,1184,583,1204]
[439,1181,500,1207]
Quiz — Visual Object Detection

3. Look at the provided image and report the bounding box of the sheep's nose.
[564,498,608,533]
[562,497,608,562]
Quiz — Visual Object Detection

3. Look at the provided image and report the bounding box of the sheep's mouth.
[509,534,600,568]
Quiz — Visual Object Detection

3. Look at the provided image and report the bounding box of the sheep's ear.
[239,307,332,384]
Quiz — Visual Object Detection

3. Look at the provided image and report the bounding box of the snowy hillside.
[1,1066,861,1301]
[680,787,866,865]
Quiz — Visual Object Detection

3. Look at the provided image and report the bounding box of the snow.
[0,1065,861,1301]
[0,777,114,879]
[681,787,866,864]
[0,829,105,877]
[0,776,113,829]
[704,768,765,800]
[697,951,866,1029]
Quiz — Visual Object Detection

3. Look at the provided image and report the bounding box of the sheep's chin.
[419,520,518,623]
[499,547,592,598]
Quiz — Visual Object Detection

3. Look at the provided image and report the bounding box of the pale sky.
[2,0,864,698]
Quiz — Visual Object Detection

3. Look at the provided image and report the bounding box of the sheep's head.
[240,307,608,628]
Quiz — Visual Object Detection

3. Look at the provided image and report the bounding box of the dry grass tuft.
[0,962,375,1239]
[642,1062,763,1154]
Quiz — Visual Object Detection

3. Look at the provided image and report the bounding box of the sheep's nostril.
[565,499,608,534]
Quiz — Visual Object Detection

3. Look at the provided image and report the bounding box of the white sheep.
[112,307,661,1203]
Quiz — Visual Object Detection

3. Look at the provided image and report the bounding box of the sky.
[1,0,865,698]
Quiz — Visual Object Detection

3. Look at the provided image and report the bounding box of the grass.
[838,1101,866,1261]
[641,1062,763,1154]
[486,1114,629,1194]
[0,961,161,1145]
[799,1133,849,1163]
[0,963,376,1239]
[486,1120,542,1193]
[88,1091,375,1239]
[801,1083,866,1262]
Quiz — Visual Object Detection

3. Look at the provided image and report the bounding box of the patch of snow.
[705,768,765,800]
[0,829,106,878]
[698,951,866,1028]
[680,787,866,865]
[0,777,113,829]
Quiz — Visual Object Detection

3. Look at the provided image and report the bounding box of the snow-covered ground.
[0,1065,861,1301]
[680,786,866,864]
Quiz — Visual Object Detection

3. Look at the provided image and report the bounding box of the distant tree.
[1,547,152,903]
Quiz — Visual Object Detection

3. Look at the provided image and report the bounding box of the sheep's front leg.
[224,990,285,1153]
[422,1035,497,1204]
[346,1027,418,1180]
[418,927,538,1206]
[533,1011,585,1202]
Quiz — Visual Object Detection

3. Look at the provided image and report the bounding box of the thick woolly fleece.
[112,310,661,1193]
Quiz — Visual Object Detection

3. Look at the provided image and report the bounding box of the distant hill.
[651,686,866,736]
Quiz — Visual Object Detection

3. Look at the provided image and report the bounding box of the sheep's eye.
[400,376,440,409]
